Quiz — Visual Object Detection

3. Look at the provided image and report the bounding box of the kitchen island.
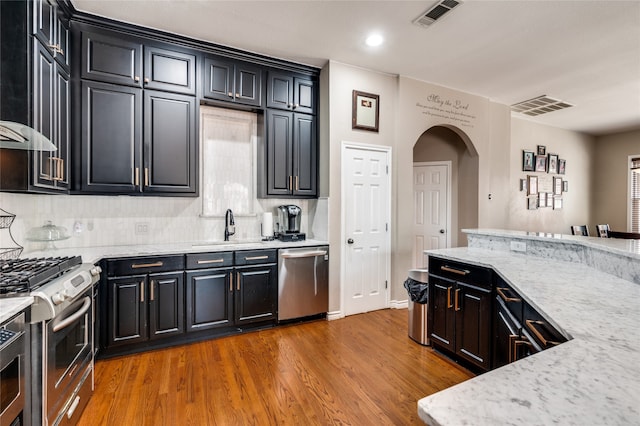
[418,229,640,425]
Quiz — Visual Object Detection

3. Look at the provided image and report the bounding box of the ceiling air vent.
[511,95,574,116]
[413,0,462,28]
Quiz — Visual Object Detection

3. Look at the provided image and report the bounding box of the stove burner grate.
[0,256,83,297]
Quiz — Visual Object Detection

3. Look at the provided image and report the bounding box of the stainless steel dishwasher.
[278,246,329,321]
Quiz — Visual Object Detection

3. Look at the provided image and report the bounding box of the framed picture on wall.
[535,155,547,172]
[548,154,559,174]
[537,145,546,155]
[522,150,535,171]
[554,176,563,195]
[527,197,538,210]
[538,192,547,207]
[553,197,563,210]
[527,175,538,195]
[558,159,566,175]
[520,178,527,191]
[563,180,568,192]
[352,90,379,132]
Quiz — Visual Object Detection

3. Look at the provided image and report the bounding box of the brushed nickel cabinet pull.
[513,339,532,362]
[135,167,140,186]
[525,320,561,347]
[236,272,240,291]
[229,272,233,292]
[288,176,293,191]
[197,259,225,264]
[134,76,140,82]
[144,77,150,84]
[244,255,269,261]
[441,265,470,276]
[228,92,233,97]
[446,286,453,309]
[454,288,461,311]
[58,158,64,181]
[497,287,521,303]
[150,280,155,301]
[144,168,149,186]
[131,261,163,269]
[295,175,299,191]
[140,281,145,302]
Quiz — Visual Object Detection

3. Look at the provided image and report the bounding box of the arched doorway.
[411,125,479,266]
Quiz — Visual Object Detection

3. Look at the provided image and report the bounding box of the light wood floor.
[78,309,473,425]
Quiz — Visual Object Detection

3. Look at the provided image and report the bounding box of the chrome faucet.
[224,209,235,241]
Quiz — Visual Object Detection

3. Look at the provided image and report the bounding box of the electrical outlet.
[135,222,149,235]
[510,241,526,253]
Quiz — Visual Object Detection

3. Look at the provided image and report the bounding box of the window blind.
[631,157,640,233]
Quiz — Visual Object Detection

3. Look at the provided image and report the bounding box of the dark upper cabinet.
[81,29,196,96]
[267,72,316,115]
[76,26,198,195]
[81,31,143,87]
[80,80,142,193]
[203,56,262,107]
[263,110,317,198]
[143,90,197,194]
[33,0,69,69]
[144,46,197,95]
[0,0,70,194]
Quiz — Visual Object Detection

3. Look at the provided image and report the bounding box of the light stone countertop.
[0,296,34,324]
[24,239,329,265]
[418,246,640,426]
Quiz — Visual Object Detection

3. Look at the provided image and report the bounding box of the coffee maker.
[276,205,305,241]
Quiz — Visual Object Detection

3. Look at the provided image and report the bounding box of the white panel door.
[343,145,390,316]
[413,163,450,268]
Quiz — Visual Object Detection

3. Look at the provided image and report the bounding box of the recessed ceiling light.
[365,33,384,47]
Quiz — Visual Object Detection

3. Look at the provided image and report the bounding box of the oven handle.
[52,297,91,332]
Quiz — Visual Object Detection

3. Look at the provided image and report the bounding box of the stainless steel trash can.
[407,269,429,345]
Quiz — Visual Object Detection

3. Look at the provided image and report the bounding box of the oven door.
[0,315,26,426]
[45,290,93,413]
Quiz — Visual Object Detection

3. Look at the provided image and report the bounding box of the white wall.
[508,118,595,234]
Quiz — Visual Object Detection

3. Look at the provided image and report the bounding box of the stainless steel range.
[0,256,101,426]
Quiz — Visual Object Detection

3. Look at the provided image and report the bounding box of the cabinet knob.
[293,103,299,109]
[144,77,150,84]
[236,93,240,98]
[228,92,233,97]
[134,76,140,82]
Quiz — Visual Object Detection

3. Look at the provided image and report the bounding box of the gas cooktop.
[0,256,82,297]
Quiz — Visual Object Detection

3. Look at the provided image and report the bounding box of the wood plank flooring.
[78,309,473,425]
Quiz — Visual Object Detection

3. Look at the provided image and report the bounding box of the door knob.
[347,238,354,244]
[439,229,445,234]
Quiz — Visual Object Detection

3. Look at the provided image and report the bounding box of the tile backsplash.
[0,192,324,254]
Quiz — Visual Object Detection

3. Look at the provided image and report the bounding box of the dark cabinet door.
[454,282,492,371]
[32,39,70,191]
[54,8,69,69]
[267,72,315,115]
[292,113,317,197]
[33,0,54,51]
[144,45,196,95]
[203,57,262,106]
[81,80,142,193]
[185,268,233,332]
[234,264,277,326]
[267,72,293,110]
[429,276,455,352]
[81,30,143,87]
[143,90,197,194]
[148,271,184,339]
[202,57,234,102]
[266,109,294,196]
[107,275,147,347]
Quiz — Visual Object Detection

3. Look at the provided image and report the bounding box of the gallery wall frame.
[352,90,379,132]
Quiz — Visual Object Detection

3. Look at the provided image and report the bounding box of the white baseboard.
[327,310,344,321]
[391,299,409,309]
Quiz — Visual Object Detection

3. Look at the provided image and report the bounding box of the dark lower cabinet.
[235,264,278,325]
[185,268,233,332]
[429,257,493,372]
[107,271,184,347]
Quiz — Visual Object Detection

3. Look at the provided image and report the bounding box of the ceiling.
[71,0,640,136]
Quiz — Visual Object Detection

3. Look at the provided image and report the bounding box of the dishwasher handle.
[280,250,327,259]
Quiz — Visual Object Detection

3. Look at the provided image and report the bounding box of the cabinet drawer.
[494,276,523,323]
[186,252,233,269]
[522,303,568,350]
[234,249,277,265]
[107,255,184,276]
[429,256,492,289]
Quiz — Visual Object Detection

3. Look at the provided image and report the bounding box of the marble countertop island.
[418,230,640,425]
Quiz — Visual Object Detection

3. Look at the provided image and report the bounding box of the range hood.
[0,121,57,151]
